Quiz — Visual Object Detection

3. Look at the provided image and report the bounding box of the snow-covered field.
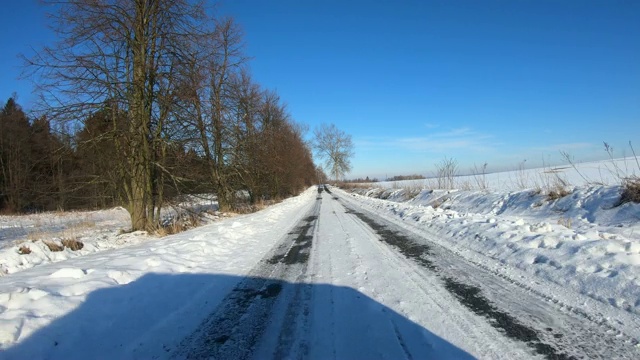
[374,157,639,192]
[0,158,638,358]
[0,195,221,275]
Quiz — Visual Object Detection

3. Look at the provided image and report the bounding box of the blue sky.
[2,1,639,179]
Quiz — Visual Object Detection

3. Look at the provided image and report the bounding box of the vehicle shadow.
[1,273,473,360]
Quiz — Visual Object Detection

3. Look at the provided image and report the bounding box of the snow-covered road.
[1,186,639,359]
[176,188,639,359]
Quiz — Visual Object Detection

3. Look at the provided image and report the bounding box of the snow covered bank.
[0,207,134,275]
[0,188,316,358]
[0,195,225,275]
[343,183,640,315]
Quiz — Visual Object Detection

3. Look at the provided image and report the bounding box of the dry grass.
[18,245,32,255]
[154,221,183,237]
[618,177,640,205]
[154,212,203,237]
[435,157,458,190]
[459,180,473,191]
[25,216,96,243]
[397,183,424,200]
[338,182,370,190]
[547,186,571,201]
[547,177,571,201]
[557,217,572,229]
[61,238,84,251]
[43,240,64,252]
[72,219,96,230]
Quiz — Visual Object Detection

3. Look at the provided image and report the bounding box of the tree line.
[0,91,318,216]
[2,0,324,230]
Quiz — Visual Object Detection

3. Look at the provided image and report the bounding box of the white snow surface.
[0,189,316,358]
[349,164,640,316]
[0,195,221,275]
[374,156,640,192]
[0,158,638,358]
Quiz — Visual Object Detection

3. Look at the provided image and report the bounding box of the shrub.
[436,157,458,190]
[43,240,64,252]
[619,177,640,205]
[547,187,571,201]
[62,238,84,251]
[154,212,203,237]
[547,177,570,201]
[18,245,31,254]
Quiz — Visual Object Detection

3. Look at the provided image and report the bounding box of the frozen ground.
[0,159,638,359]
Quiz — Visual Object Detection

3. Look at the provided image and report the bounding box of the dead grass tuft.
[43,240,64,252]
[62,238,84,251]
[72,220,96,230]
[154,221,183,236]
[557,217,572,229]
[618,177,640,205]
[547,178,571,201]
[338,182,370,190]
[18,245,32,255]
[547,187,571,201]
[154,212,203,237]
[27,231,46,242]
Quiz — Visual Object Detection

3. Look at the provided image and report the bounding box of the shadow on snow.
[1,273,473,360]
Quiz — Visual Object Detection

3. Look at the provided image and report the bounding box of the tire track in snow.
[172,199,322,359]
[334,197,522,358]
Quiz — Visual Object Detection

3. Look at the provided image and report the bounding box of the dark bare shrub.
[62,238,84,251]
[547,177,571,201]
[18,245,32,254]
[619,177,640,205]
[436,157,458,190]
[547,187,571,201]
[43,240,64,252]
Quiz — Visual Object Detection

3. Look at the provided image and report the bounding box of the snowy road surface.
[1,187,639,359]
[174,188,639,359]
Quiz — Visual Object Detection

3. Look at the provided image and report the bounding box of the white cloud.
[355,127,496,153]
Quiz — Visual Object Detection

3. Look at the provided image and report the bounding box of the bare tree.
[313,123,354,183]
[176,17,246,211]
[25,0,210,230]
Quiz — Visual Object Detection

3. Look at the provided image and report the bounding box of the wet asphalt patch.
[175,277,284,359]
[443,278,573,360]
[267,215,317,265]
[344,205,573,360]
[347,209,437,271]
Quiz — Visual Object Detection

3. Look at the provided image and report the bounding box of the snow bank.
[344,183,640,315]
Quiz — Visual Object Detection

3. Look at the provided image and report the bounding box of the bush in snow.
[547,178,571,201]
[619,177,640,205]
[18,245,31,254]
[62,238,84,251]
[43,241,64,252]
